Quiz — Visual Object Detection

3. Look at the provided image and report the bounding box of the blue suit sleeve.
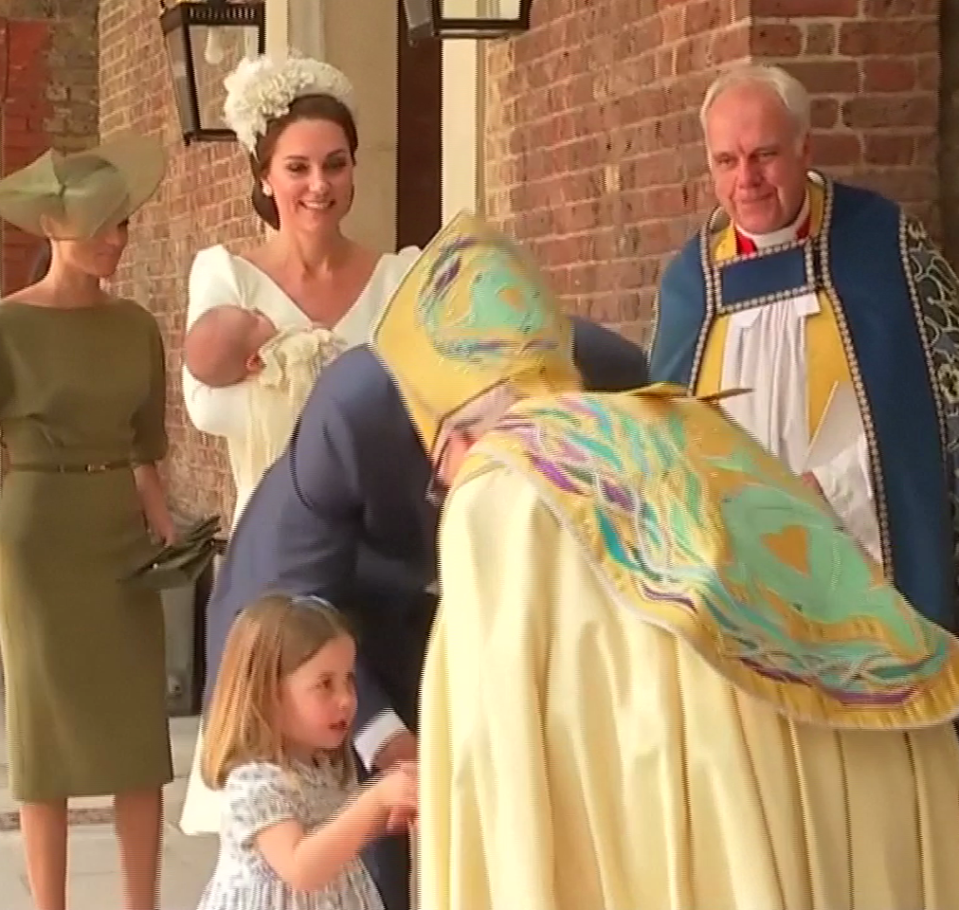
[284,395,397,729]
[570,317,649,391]
[648,240,708,386]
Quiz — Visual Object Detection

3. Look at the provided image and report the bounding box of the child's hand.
[372,761,417,819]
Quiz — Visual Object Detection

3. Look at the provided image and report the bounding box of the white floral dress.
[196,759,385,910]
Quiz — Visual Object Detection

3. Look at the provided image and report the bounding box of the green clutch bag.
[124,515,223,590]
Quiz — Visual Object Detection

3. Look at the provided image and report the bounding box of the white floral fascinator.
[223,53,356,155]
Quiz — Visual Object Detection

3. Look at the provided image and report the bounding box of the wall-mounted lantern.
[159,0,266,145]
[402,0,533,43]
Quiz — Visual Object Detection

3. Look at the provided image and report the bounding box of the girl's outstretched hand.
[374,761,418,832]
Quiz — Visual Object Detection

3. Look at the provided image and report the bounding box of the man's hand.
[373,729,417,772]
[374,734,418,836]
[384,803,417,834]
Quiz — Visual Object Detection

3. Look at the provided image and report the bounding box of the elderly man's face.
[704,82,810,235]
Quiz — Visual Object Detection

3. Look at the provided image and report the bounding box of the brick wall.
[100,0,263,522]
[753,0,940,232]
[940,0,959,261]
[484,0,946,344]
[0,0,99,294]
[484,0,751,343]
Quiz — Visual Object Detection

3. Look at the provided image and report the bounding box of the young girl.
[197,594,417,910]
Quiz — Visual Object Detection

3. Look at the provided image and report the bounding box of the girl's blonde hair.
[201,593,355,789]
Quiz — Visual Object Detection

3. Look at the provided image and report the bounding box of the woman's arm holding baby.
[183,247,252,438]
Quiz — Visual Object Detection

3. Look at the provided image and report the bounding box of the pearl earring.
[262,184,273,197]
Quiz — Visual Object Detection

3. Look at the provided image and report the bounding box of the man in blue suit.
[202,319,648,910]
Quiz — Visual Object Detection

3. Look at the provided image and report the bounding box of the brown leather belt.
[8,460,131,474]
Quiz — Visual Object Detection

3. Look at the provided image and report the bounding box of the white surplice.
[718,199,882,564]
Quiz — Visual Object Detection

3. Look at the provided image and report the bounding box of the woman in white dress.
[180,54,418,836]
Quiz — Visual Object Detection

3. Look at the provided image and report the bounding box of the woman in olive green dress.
[0,135,176,910]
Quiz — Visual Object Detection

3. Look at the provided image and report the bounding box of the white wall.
[441,41,483,221]
[266,0,399,252]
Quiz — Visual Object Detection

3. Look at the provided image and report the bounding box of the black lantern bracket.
[159,0,266,145]
[403,0,533,43]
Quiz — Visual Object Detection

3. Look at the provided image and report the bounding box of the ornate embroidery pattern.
[902,218,959,612]
[471,393,959,721]
[416,233,563,367]
[688,179,894,573]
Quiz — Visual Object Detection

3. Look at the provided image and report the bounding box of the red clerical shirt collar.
[734,210,811,255]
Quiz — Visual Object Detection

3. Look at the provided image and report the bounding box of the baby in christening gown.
[184,305,346,499]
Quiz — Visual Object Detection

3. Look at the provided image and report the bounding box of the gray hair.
[699,64,811,139]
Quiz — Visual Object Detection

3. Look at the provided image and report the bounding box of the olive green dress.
[0,298,173,801]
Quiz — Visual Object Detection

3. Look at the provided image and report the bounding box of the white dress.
[234,326,347,514]
[182,243,420,524]
[180,243,420,836]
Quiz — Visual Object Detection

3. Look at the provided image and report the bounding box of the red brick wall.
[484,0,944,344]
[100,0,262,522]
[0,17,51,294]
[753,0,939,232]
[0,1,99,294]
[484,0,751,344]
[941,0,959,261]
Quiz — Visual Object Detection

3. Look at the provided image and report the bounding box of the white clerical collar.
[736,193,811,250]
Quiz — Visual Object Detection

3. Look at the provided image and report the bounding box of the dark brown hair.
[29,240,52,284]
[249,94,359,230]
